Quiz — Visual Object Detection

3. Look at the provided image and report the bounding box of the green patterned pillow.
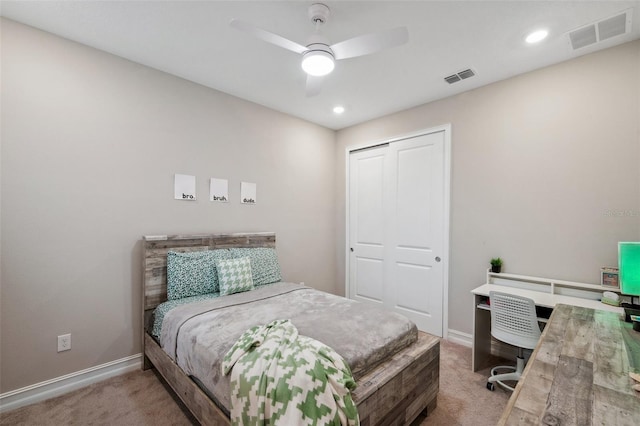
[166,249,231,300]
[217,257,254,296]
[229,247,281,286]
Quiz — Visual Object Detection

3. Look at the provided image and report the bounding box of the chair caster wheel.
[487,382,495,391]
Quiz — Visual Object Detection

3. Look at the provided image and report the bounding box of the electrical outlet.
[57,334,71,352]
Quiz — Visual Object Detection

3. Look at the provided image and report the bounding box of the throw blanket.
[222,319,359,426]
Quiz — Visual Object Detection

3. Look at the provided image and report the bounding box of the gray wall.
[0,19,336,393]
[335,40,640,335]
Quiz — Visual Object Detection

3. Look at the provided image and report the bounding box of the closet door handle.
[435,256,441,262]
[350,247,354,252]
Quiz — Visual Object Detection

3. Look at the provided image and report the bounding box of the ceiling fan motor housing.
[305,33,332,54]
[304,43,333,56]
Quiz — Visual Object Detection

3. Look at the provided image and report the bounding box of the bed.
[142,232,440,425]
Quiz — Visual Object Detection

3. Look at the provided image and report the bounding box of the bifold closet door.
[348,131,445,337]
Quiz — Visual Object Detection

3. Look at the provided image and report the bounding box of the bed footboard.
[144,331,439,426]
[354,332,440,425]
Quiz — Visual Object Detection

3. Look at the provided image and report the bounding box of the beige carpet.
[0,340,511,425]
[414,340,511,425]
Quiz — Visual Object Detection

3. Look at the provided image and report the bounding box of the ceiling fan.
[230,3,409,97]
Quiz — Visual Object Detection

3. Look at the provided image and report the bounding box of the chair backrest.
[489,291,542,350]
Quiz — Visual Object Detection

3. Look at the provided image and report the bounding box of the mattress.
[156,282,418,413]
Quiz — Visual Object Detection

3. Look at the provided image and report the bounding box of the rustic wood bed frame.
[142,232,440,425]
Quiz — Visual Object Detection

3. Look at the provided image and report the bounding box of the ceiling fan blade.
[306,74,324,97]
[229,18,308,54]
[331,27,408,60]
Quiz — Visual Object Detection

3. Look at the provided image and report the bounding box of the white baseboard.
[0,353,142,413]
[447,329,472,347]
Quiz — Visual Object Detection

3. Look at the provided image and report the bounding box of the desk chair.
[486,291,541,391]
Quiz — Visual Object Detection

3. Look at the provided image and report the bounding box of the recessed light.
[333,105,345,114]
[526,29,549,44]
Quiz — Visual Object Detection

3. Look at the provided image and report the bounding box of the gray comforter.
[159,282,417,412]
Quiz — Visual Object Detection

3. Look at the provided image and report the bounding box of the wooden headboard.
[141,232,276,369]
[142,232,276,312]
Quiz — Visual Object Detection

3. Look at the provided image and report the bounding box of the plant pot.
[491,265,502,273]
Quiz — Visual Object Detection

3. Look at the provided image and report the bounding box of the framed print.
[210,178,229,202]
[601,267,619,288]
[240,182,256,204]
[174,174,196,200]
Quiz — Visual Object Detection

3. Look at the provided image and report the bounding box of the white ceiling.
[2,1,639,130]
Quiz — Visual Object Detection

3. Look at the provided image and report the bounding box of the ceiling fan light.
[301,50,335,76]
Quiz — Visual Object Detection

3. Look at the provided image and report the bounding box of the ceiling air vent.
[569,25,597,50]
[444,68,475,84]
[598,13,628,41]
[568,9,632,50]
[444,74,461,84]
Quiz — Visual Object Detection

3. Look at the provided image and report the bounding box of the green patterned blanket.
[222,319,359,426]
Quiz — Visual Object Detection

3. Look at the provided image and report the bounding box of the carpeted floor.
[0,340,511,425]
[414,340,511,425]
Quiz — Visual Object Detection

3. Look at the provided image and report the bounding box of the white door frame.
[345,124,451,339]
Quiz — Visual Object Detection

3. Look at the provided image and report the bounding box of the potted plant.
[490,258,503,273]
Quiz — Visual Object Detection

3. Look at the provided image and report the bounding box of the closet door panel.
[388,132,444,336]
[348,147,388,304]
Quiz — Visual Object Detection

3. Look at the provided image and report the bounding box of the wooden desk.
[471,271,624,372]
[499,304,640,425]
